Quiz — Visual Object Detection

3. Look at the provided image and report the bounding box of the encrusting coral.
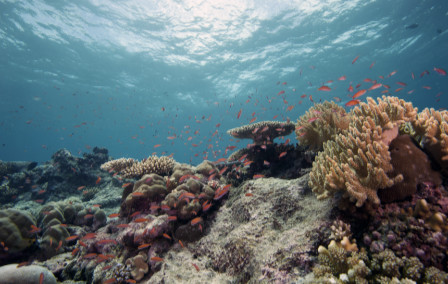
[295,101,351,151]
[309,96,418,207]
[101,155,175,178]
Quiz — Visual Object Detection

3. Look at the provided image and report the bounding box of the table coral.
[295,101,350,151]
[309,96,418,207]
[101,155,175,178]
[226,121,295,145]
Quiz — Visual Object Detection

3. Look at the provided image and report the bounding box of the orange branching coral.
[295,101,350,151]
[309,96,417,207]
[101,156,175,178]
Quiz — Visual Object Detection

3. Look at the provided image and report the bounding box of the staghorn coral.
[101,155,175,178]
[295,101,350,151]
[309,96,417,207]
[330,220,352,242]
[227,121,295,145]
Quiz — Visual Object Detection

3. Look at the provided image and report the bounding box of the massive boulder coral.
[0,209,36,254]
[101,155,175,178]
[295,101,351,151]
[309,96,418,207]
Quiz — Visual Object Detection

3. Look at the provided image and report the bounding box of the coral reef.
[295,101,351,151]
[309,96,419,207]
[101,155,175,178]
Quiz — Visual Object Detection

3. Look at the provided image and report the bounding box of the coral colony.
[1,96,448,283]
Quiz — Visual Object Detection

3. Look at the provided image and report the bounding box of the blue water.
[0,0,447,165]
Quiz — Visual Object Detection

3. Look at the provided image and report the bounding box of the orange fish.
[82,233,97,240]
[150,256,164,262]
[191,217,203,225]
[352,89,367,99]
[338,75,346,81]
[245,193,253,197]
[39,272,44,284]
[318,86,331,91]
[116,224,130,228]
[163,233,172,240]
[277,90,285,95]
[307,117,319,123]
[352,55,359,64]
[192,263,200,272]
[108,213,119,218]
[121,183,133,188]
[237,109,242,119]
[368,83,382,91]
[249,117,257,123]
[103,278,117,284]
[125,280,137,284]
[95,176,101,184]
[132,192,144,197]
[434,67,447,76]
[345,100,360,107]
[253,174,265,179]
[279,151,287,158]
[66,235,78,241]
[130,211,142,217]
[168,215,177,221]
[154,144,162,148]
[134,218,149,223]
[138,243,151,250]
[286,105,294,111]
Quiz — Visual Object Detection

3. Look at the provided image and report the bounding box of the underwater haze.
[0,0,447,165]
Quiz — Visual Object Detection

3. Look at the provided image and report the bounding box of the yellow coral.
[309,96,417,207]
[295,101,350,151]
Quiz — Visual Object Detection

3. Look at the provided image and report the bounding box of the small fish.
[163,233,172,240]
[150,256,164,262]
[253,174,265,179]
[66,235,78,241]
[279,151,287,158]
[352,55,359,64]
[154,144,162,148]
[434,67,447,76]
[132,192,144,197]
[191,217,203,225]
[82,233,97,240]
[138,243,151,250]
[134,218,149,223]
[286,105,294,111]
[192,263,200,272]
[352,89,367,99]
[277,90,285,95]
[108,213,119,218]
[338,75,346,81]
[116,224,130,228]
[249,117,257,123]
[318,86,331,91]
[95,176,101,184]
[237,109,242,119]
[39,272,44,284]
[130,211,142,217]
[245,193,253,197]
[396,81,407,86]
[345,99,360,107]
[103,278,117,284]
[307,117,319,123]
[368,83,382,91]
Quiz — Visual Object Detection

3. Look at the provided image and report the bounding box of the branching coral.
[295,101,350,151]
[309,96,418,207]
[101,156,175,178]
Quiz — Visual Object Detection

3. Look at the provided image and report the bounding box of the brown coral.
[125,253,149,281]
[309,96,417,207]
[101,156,175,178]
[295,101,350,151]
[227,121,295,145]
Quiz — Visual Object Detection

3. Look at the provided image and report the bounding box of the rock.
[0,264,57,284]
